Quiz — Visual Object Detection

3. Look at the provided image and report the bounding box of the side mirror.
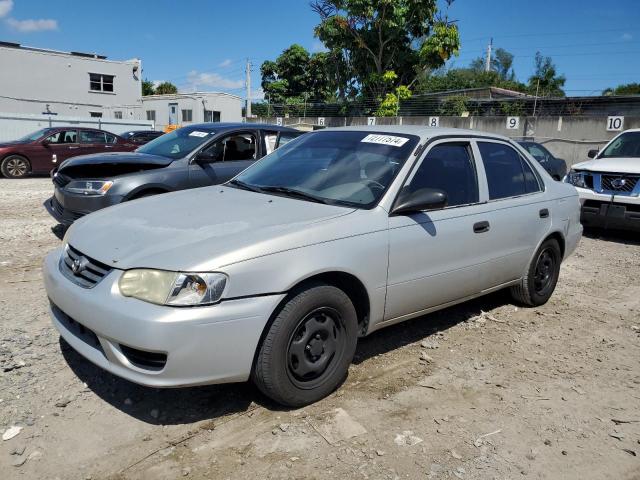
[587,149,598,159]
[41,139,50,146]
[392,188,447,215]
[195,151,220,163]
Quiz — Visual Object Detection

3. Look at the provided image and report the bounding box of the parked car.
[0,127,137,178]
[45,123,302,225]
[43,126,582,406]
[119,130,164,145]
[565,128,640,232]
[517,141,567,180]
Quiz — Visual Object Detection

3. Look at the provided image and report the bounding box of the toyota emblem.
[71,257,88,275]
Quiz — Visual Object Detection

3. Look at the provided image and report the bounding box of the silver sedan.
[43,126,582,406]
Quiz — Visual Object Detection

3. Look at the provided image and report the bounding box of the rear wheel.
[1,155,31,178]
[510,238,561,306]
[252,282,358,407]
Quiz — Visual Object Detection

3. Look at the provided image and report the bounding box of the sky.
[0,0,639,99]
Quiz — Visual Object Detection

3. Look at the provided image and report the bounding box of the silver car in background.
[43,126,582,406]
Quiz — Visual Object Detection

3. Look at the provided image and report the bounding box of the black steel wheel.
[252,282,358,407]
[1,155,31,178]
[510,238,562,306]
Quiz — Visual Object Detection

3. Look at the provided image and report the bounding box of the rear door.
[189,130,260,187]
[79,130,108,155]
[473,140,550,283]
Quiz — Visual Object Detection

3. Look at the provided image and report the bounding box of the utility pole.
[532,77,540,117]
[485,38,493,72]
[245,58,252,119]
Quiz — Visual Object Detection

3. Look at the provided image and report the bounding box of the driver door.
[189,131,259,187]
[41,129,80,165]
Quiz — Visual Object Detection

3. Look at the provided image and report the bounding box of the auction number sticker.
[189,131,209,137]
[361,134,409,147]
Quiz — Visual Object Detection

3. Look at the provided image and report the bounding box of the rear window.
[478,142,540,200]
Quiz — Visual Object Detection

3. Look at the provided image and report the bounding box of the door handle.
[539,208,549,218]
[68,146,79,149]
[473,221,490,233]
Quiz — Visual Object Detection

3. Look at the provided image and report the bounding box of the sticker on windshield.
[361,134,409,147]
[189,131,210,137]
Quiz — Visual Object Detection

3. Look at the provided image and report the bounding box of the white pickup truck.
[566,129,640,232]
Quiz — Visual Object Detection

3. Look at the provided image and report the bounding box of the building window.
[181,109,193,122]
[146,110,156,121]
[89,111,103,118]
[114,111,123,119]
[204,110,221,122]
[89,73,114,92]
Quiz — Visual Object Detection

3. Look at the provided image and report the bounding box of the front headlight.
[65,180,114,195]
[566,170,587,188]
[118,269,227,306]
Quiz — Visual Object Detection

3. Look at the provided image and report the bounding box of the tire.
[510,238,562,307]
[252,282,358,407]
[1,155,31,178]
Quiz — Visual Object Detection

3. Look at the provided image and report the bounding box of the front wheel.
[510,238,562,306]
[252,282,358,407]
[1,155,31,178]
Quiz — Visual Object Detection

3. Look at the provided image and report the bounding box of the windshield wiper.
[227,179,263,193]
[258,186,330,204]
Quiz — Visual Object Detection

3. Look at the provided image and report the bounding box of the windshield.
[231,131,419,208]
[600,132,640,158]
[17,128,53,142]
[136,127,216,159]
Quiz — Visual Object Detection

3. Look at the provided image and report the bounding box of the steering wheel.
[363,179,385,192]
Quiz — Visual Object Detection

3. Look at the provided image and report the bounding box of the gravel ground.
[0,178,639,480]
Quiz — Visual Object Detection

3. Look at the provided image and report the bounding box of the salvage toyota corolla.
[43,126,582,406]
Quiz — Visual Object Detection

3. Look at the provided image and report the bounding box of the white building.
[0,40,142,120]
[141,92,243,131]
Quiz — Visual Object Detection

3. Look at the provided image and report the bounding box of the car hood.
[66,186,357,271]
[572,157,640,174]
[57,152,174,178]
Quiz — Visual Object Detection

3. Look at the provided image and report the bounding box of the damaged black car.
[45,123,302,226]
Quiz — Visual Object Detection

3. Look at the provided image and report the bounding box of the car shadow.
[59,290,512,423]
[51,224,66,240]
[583,227,640,246]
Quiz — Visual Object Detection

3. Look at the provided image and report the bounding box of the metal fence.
[0,112,154,142]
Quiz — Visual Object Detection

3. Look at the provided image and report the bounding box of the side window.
[104,133,117,144]
[80,131,107,144]
[201,133,257,162]
[46,130,77,144]
[405,143,479,208]
[277,132,301,148]
[263,131,278,155]
[478,142,536,200]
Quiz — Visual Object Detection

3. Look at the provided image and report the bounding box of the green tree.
[154,82,178,95]
[142,79,155,96]
[311,0,460,100]
[417,68,527,94]
[260,44,335,104]
[469,47,514,80]
[438,95,469,115]
[528,52,565,97]
[603,82,640,96]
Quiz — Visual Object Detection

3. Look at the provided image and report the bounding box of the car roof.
[320,125,512,142]
[182,122,298,132]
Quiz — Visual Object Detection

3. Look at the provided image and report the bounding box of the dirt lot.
[0,178,639,480]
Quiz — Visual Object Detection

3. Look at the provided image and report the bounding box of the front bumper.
[575,188,640,232]
[44,187,124,226]
[43,248,286,387]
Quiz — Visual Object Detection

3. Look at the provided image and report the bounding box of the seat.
[364,160,394,187]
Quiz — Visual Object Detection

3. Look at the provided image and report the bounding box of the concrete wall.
[255,115,640,166]
[142,93,243,131]
[0,112,153,142]
[0,45,142,119]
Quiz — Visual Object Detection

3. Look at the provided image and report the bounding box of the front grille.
[601,174,639,193]
[119,344,167,371]
[51,302,106,358]
[52,197,64,216]
[52,197,84,221]
[59,244,112,288]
